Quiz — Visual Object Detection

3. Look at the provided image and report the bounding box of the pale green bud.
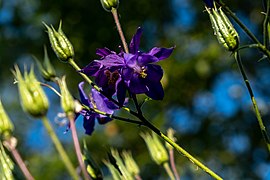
[122,150,140,177]
[34,46,56,81]
[44,21,74,62]
[13,65,49,118]
[0,100,14,140]
[82,141,103,179]
[206,6,239,51]
[58,76,75,114]
[0,141,14,180]
[141,132,169,165]
[100,0,119,12]
[110,148,133,180]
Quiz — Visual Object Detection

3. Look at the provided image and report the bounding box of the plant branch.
[3,137,35,180]
[67,113,90,180]
[41,116,79,180]
[234,51,270,153]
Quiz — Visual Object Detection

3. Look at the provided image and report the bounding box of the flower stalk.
[111,8,129,53]
[41,116,79,180]
[3,137,35,180]
[234,51,270,153]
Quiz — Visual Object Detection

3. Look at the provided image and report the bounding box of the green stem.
[263,0,270,47]
[163,162,175,180]
[234,52,270,153]
[111,8,129,53]
[67,113,90,180]
[41,116,79,180]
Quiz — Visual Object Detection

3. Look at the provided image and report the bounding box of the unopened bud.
[34,46,56,81]
[13,65,49,118]
[100,0,119,12]
[141,132,168,165]
[0,100,14,140]
[44,21,74,62]
[206,5,239,51]
[82,141,103,179]
[58,76,75,114]
[122,150,140,177]
[0,141,14,180]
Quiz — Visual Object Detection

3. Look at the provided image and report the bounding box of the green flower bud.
[100,0,119,12]
[122,150,140,177]
[13,65,49,118]
[206,6,239,51]
[0,100,14,140]
[58,76,75,114]
[0,141,14,180]
[44,21,74,62]
[141,132,169,165]
[110,148,133,180]
[34,46,56,81]
[82,141,103,179]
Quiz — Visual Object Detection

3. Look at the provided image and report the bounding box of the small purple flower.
[82,27,174,101]
[77,82,118,135]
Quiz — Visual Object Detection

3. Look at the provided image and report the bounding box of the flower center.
[133,65,147,78]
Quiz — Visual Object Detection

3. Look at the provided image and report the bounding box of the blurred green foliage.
[0,0,270,179]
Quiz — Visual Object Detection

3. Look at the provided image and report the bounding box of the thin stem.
[234,51,270,153]
[263,0,270,47]
[41,116,79,180]
[68,113,90,180]
[111,8,129,53]
[131,94,142,115]
[163,162,175,180]
[40,82,61,97]
[3,137,35,180]
[169,149,180,180]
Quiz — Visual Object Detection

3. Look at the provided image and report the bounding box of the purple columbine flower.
[77,82,118,135]
[82,27,174,101]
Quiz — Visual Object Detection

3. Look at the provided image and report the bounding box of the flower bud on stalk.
[34,46,56,81]
[141,132,169,165]
[58,76,75,114]
[206,5,239,51]
[44,21,74,62]
[100,0,119,12]
[0,100,14,140]
[0,141,14,180]
[122,150,140,177]
[13,65,49,118]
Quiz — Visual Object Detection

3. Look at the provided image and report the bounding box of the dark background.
[1,0,270,179]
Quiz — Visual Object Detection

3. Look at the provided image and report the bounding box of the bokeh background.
[1,0,270,179]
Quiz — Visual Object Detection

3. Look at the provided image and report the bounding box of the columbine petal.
[96,47,115,57]
[145,64,163,82]
[148,47,174,61]
[203,0,214,8]
[81,61,101,76]
[78,82,91,106]
[129,27,143,54]
[129,74,148,94]
[99,54,125,68]
[83,114,96,135]
[91,88,114,115]
[145,81,164,100]
[137,54,159,65]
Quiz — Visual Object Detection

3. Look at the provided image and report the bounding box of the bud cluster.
[206,5,239,51]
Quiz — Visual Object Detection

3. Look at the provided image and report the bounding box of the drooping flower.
[82,27,174,101]
[77,82,118,135]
